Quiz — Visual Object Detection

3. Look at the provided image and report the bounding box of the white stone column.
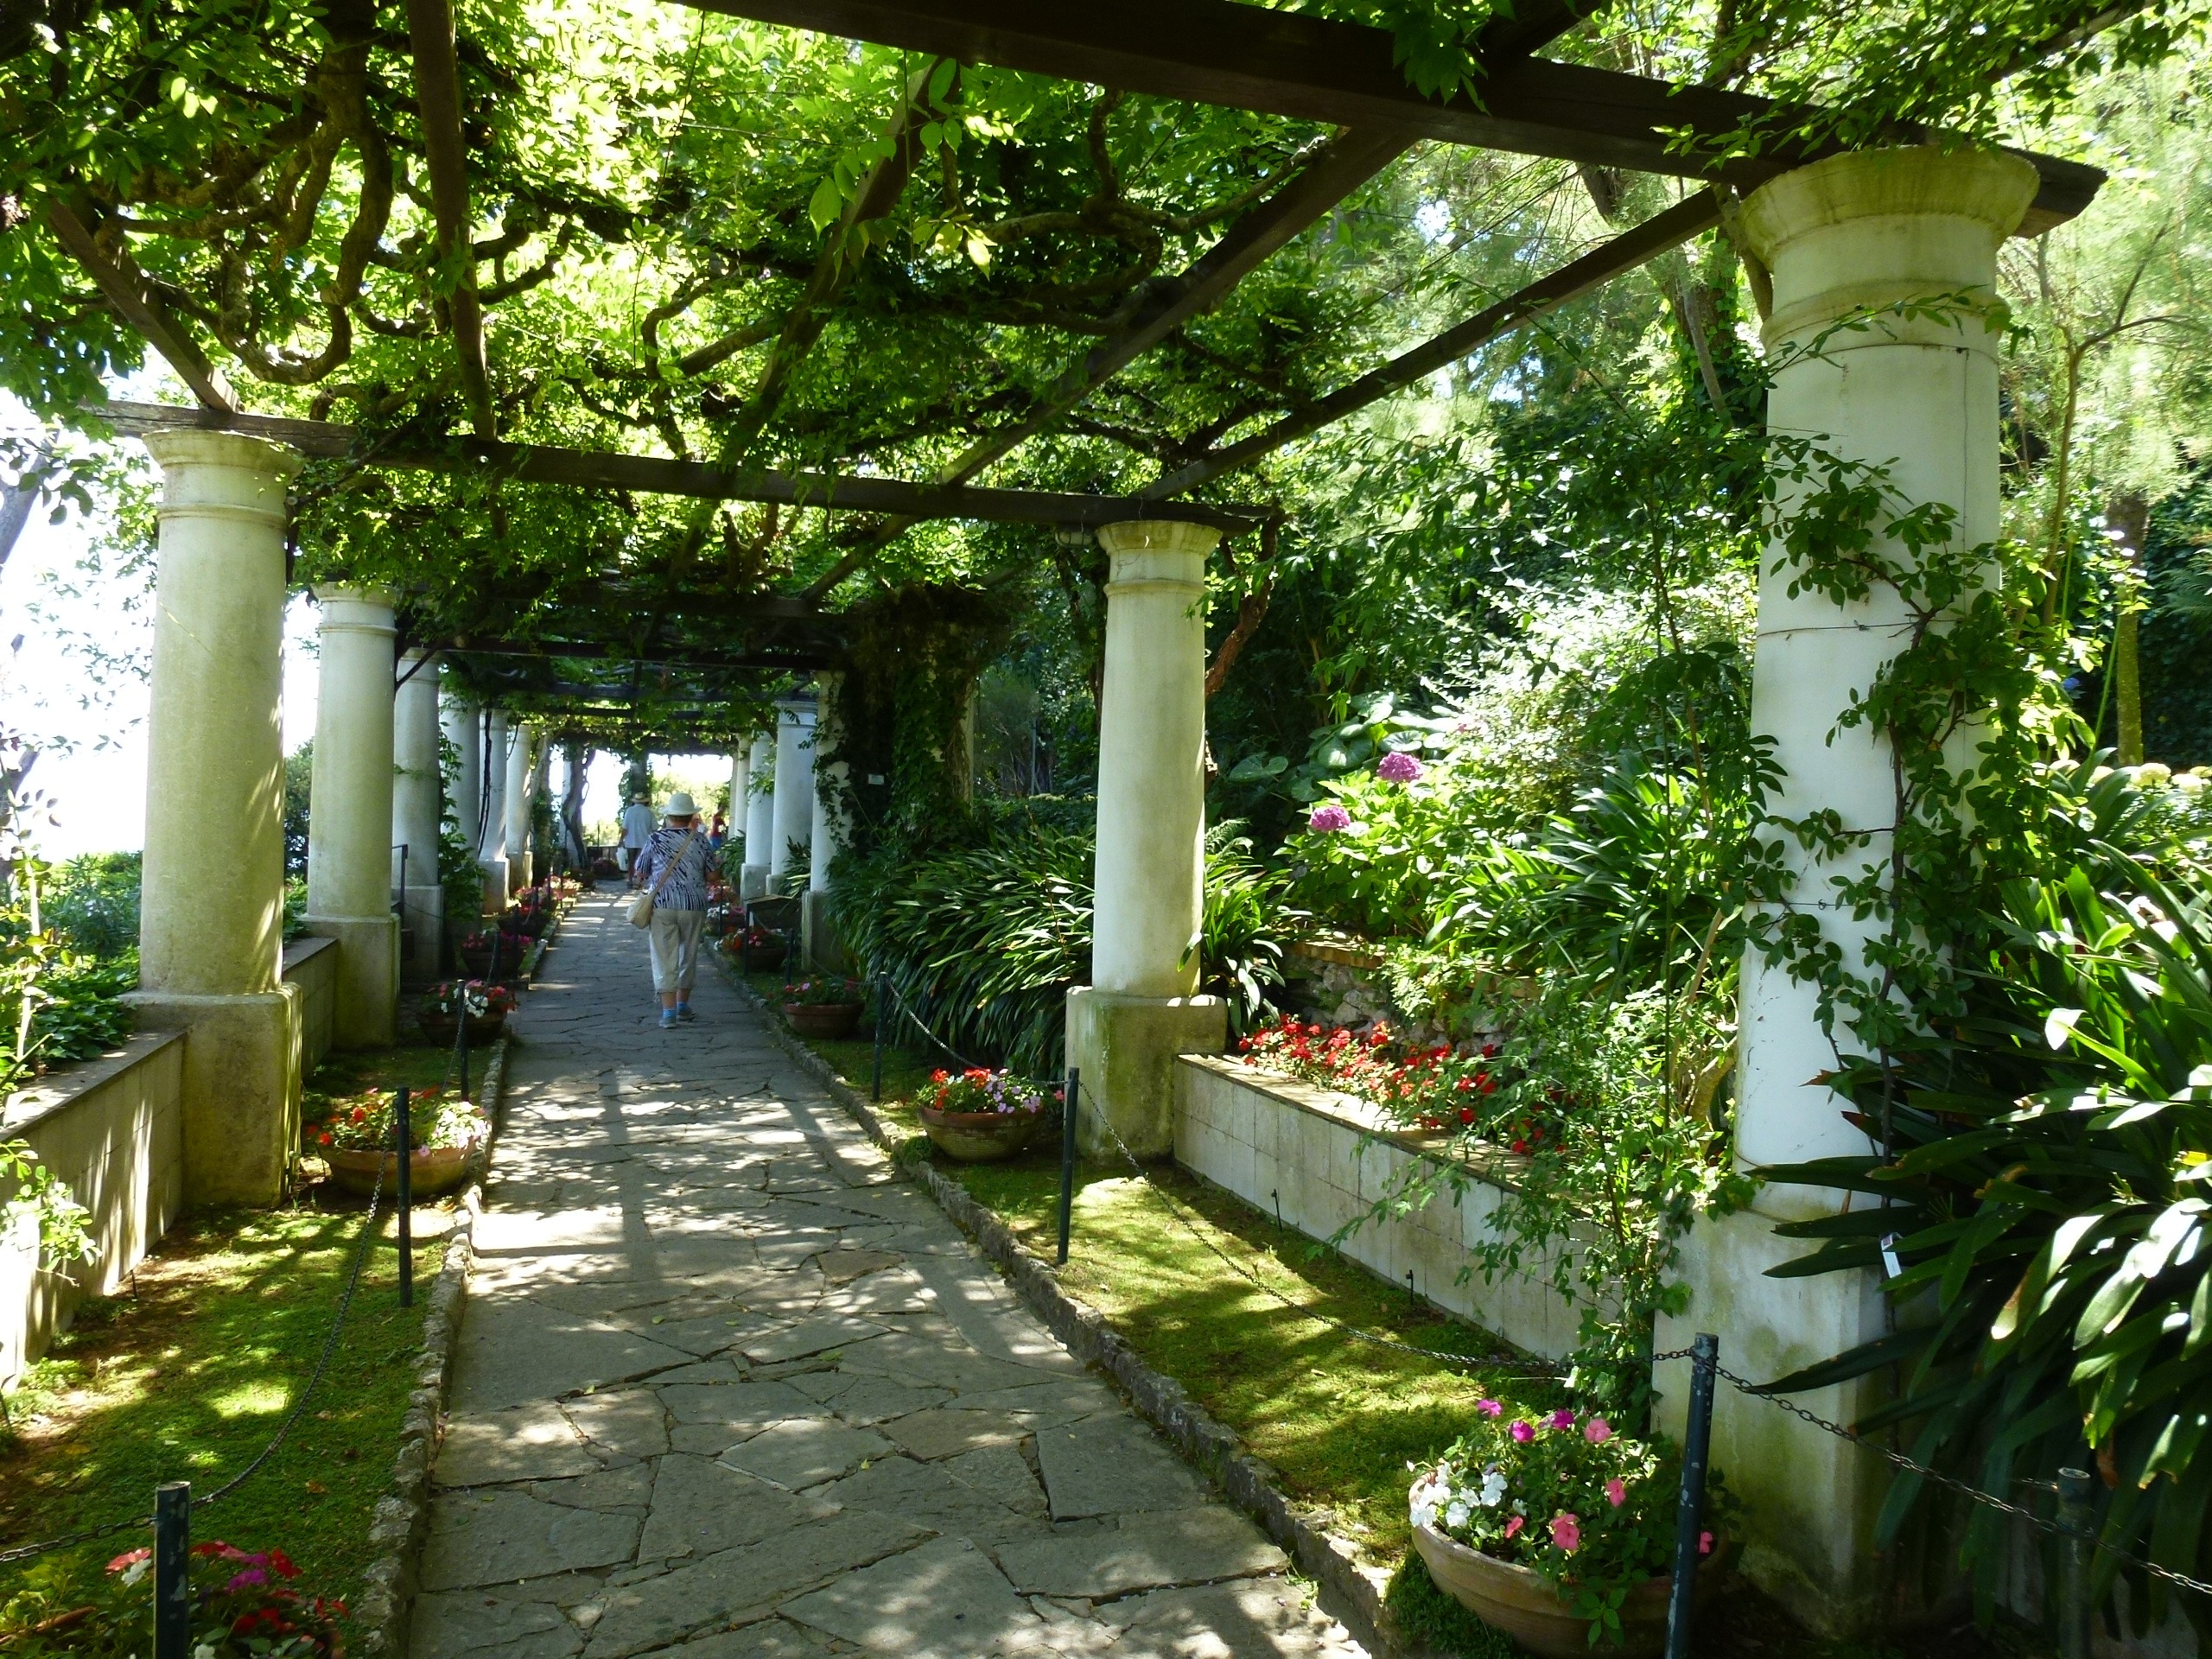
[1065,519,1227,1157]
[769,700,815,883]
[479,709,510,913]
[804,675,851,969]
[1653,147,2041,1636]
[302,587,401,1048]
[440,684,480,855]
[393,651,445,982]
[504,721,537,893]
[741,732,774,899]
[127,430,304,1206]
[728,749,748,848]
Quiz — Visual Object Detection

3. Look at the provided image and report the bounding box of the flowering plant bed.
[310,1087,484,1197]
[420,979,516,1040]
[1239,1015,1557,1150]
[50,1540,350,1659]
[1408,1403,1733,1651]
[780,978,866,1038]
[722,925,786,966]
[915,1068,1057,1162]
[781,975,864,1007]
[457,930,528,977]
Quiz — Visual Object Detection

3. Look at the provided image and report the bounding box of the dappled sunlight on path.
[411,888,1367,1659]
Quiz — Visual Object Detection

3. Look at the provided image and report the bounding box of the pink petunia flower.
[226,1568,270,1591]
[1376,750,1425,783]
[1551,1513,1581,1553]
[1605,1478,1627,1508]
[1476,1399,1504,1418]
[1504,1515,1525,1539]
[1584,1417,1613,1444]
[1548,1409,1576,1432]
[1700,1531,1714,1556]
[1510,1421,1535,1444]
[1307,804,1352,832]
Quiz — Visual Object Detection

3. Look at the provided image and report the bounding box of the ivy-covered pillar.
[479,708,510,913]
[1653,147,2041,1635]
[741,732,774,899]
[503,721,537,893]
[769,697,815,884]
[125,430,303,1205]
[1066,519,1228,1158]
[804,673,850,969]
[393,652,445,982]
[302,586,401,1047]
[440,682,481,858]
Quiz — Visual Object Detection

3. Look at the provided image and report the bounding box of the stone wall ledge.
[3,1029,187,1134]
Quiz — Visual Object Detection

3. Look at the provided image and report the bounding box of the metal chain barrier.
[0,1144,391,1565]
[877,976,987,1073]
[1072,1076,1566,1376]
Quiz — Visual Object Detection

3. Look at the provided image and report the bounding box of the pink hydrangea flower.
[1584,1417,1612,1444]
[1376,750,1424,783]
[1605,1478,1627,1508]
[1476,1399,1503,1417]
[1509,1420,1535,1444]
[1550,1513,1581,1553]
[1548,1409,1576,1432]
[1307,804,1352,832]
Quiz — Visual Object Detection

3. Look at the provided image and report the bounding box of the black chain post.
[2056,1466,2095,1659]
[1057,1069,1080,1267]
[154,1482,189,1659]
[1664,1332,1719,1659]
[873,974,887,1102]
[394,1087,413,1306]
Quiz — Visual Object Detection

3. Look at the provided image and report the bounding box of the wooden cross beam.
[446,639,837,671]
[674,0,2101,234]
[96,402,1269,531]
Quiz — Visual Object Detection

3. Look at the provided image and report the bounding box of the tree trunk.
[2110,492,2150,766]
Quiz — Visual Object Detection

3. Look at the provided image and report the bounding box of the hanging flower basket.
[1410,1522,1733,1657]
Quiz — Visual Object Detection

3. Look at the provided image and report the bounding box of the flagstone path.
[410,890,1369,1659]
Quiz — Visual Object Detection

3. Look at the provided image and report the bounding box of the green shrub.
[42,850,141,961]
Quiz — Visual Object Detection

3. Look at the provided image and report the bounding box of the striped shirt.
[634,825,713,912]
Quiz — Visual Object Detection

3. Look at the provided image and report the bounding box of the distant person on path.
[619,791,656,880]
[632,791,714,1027]
[708,811,728,854]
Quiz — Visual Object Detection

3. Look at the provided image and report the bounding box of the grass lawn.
[0,1044,469,1630]
[738,968,2060,1659]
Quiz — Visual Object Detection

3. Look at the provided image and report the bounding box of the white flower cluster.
[1408,1459,1509,1532]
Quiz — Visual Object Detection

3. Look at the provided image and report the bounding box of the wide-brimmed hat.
[665,791,698,817]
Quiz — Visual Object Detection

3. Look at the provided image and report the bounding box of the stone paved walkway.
[412,891,1369,1659]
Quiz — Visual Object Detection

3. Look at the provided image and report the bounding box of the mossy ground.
[743,969,2060,1659]
[0,1044,467,1631]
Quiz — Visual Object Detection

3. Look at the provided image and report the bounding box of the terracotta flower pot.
[917,1103,1046,1163]
[326,1142,475,1198]
[419,1007,508,1045]
[783,1001,862,1039]
[1410,1522,1734,1658]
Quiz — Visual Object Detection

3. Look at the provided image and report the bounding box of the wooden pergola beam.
[96,401,1269,531]
[674,0,2101,233]
[447,640,837,671]
[1147,191,1723,497]
[47,200,237,412]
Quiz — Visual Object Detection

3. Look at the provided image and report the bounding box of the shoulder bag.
[627,829,698,929]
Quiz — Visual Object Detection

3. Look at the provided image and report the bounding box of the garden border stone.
[718,962,1429,1659]
[357,888,571,1656]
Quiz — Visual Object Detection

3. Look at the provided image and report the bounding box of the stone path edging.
[359,911,541,1658]
[715,963,1414,1659]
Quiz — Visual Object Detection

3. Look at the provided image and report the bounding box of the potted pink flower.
[780,976,866,1039]
[915,1067,1055,1162]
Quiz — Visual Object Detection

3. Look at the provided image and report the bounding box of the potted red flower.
[915,1068,1055,1162]
[419,978,517,1042]
[310,1088,486,1198]
[722,923,786,969]
[779,976,866,1039]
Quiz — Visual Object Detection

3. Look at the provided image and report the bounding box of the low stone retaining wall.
[1176,1054,1589,1362]
[285,934,341,1072]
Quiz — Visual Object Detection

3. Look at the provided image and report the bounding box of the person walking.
[632,791,714,1027]
[619,791,657,880]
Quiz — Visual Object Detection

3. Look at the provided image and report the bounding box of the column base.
[400,883,445,983]
[739,865,770,901]
[801,890,849,973]
[1653,1204,1896,1637]
[303,911,400,1048]
[480,857,509,915]
[1065,987,1226,1160]
[123,987,302,1206]
[511,850,534,894]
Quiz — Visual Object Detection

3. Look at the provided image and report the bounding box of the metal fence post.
[873,975,887,1102]
[395,1086,414,1306]
[1664,1332,1719,1659]
[1057,1069,1080,1267]
[2056,1465,2096,1659]
[154,1481,190,1659]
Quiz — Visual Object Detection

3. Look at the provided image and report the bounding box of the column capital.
[312,585,397,633]
[142,429,302,525]
[1096,519,1222,561]
[1740,146,2039,351]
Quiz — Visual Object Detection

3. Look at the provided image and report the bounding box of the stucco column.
[126,430,304,1205]
[769,700,815,884]
[1066,519,1227,1157]
[728,748,749,855]
[393,652,445,982]
[302,586,400,1047]
[1653,147,2041,1636]
[504,721,537,893]
[440,684,481,855]
[479,709,509,913]
[804,675,851,969]
[741,733,774,899]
